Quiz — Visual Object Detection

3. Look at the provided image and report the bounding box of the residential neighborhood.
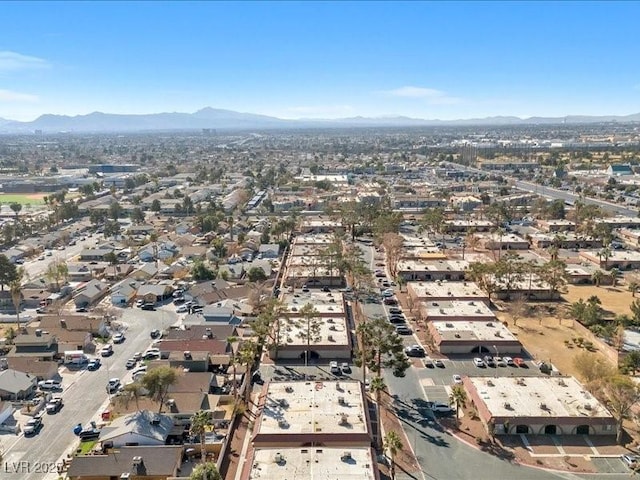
[2,125,640,480]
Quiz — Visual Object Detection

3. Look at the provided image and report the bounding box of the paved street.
[1,306,177,480]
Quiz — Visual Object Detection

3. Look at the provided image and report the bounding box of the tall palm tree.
[237,340,259,401]
[9,267,26,324]
[384,430,404,480]
[610,267,620,287]
[591,269,604,288]
[370,376,386,451]
[226,336,240,399]
[190,410,213,463]
[449,384,468,424]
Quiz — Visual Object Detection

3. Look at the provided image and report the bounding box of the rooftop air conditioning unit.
[540,403,548,410]
[503,402,511,410]
[274,452,284,463]
[184,351,192,359]
[338,396,345,405]
[341,451,352,461]
[584,403,592,410]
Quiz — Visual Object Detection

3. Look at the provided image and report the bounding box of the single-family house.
[67,446,182,480]
[111,281,139,306]
[136,284,173,304]
[98,410,174,447]
[74,279,109,308]
[133,263,159,281]
[258,243,280,259]
[0,369,37,400]
[79,248,114,262]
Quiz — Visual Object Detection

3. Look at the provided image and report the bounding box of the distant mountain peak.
[0,108,638,133]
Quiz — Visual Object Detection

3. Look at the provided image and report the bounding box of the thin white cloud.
[0,51,49,73]
[0,89,39,102]
[379,85,462,105]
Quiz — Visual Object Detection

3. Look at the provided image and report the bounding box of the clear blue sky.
[0,1,639,121]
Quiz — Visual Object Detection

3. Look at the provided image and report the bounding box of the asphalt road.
[514,180,638,218]
[1,305,177,480]
[355,243,632,480]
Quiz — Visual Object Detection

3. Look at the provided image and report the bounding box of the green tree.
[192,261,215,280]
[190,410,213,463]
[0,255,18,291]
[297,303,321,372]
[369,376,386,450]
[151,199,161,212]
[621,351,640,375]
[247,266,267,282]
[592,375,640,445]
[130,207,145,224]
[355,316,410,383]
[237,340,259,400]
[449,384,468,424]
[572,351,615,383]
[9,267,26,324]
[189,462,221,480]
[9,203,22,222]
[118,382,145,412]
[109,201,122,220]
[140,366,180,414]
[252,299,286,358]
[384,430,404,480]
[104,251,118,265]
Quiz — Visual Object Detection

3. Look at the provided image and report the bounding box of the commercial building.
[407,281,488,305]
[421,300,495,322]
[243,447,379,480]
[428,320,522,354]
[464,376,616,436]
[252,380,372,447]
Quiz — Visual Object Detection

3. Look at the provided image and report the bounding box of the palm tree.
[629,280,640,297]
[449,384,468,424]
[190,410,213,463]
[119,382,145,412]
[591,269,604,287]
[610,267,620,287]
[226,336,240,399]
[9,267,26,324]
[237,340,259,401]
[370,376,386,451]
[384,430,404,480]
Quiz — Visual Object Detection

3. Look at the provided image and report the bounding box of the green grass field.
[0,193,46,205]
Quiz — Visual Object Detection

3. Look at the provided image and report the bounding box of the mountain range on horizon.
[1,107,639,133]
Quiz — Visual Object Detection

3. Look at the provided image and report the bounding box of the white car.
[504,356,515,366]
[106,378,122,394]
[473,357,486,368]
[176,304,188,313]
[452,374,463,384]
[38,380,62,391]
[113,333,125,344]
[330,361,341,374]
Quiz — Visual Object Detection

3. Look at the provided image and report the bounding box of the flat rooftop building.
[253,381,371,446]
[421,300,495,322]
[280,291,346,317]
[244,447,379,480]
[429,320,521,354]
[397,259,469,281]
[464,376,615,436]
[407,280,488,304]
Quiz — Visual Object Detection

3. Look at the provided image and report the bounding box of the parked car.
[136,299,144,307]
[423,357,434,368]
[389,316,406,324]
[513,357,527,367]
[405,345,425,357]
[622,454,640,469]
[330,361,341,374]
[176,304,188,313]
[113,333,125,344]
[383,297,398,305]
[45,397,63,414]
[388,307,403,315]
[38,380,62,391]
[173,297,186,305]
[473,357,486,368]
[341,362,351,374]
[132,352,142,361]
[452,374,463,384]
[434,359,445,368]
[141,303,156,311]
[428,402,453,414]
[396,325,412,335]
[150,329,162,339]
[24,414,43,436]
[106,378,121,394]
[87,358,101,371]
[504,356,515,366]
[125,358,137,369]
[100,345,113,357]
